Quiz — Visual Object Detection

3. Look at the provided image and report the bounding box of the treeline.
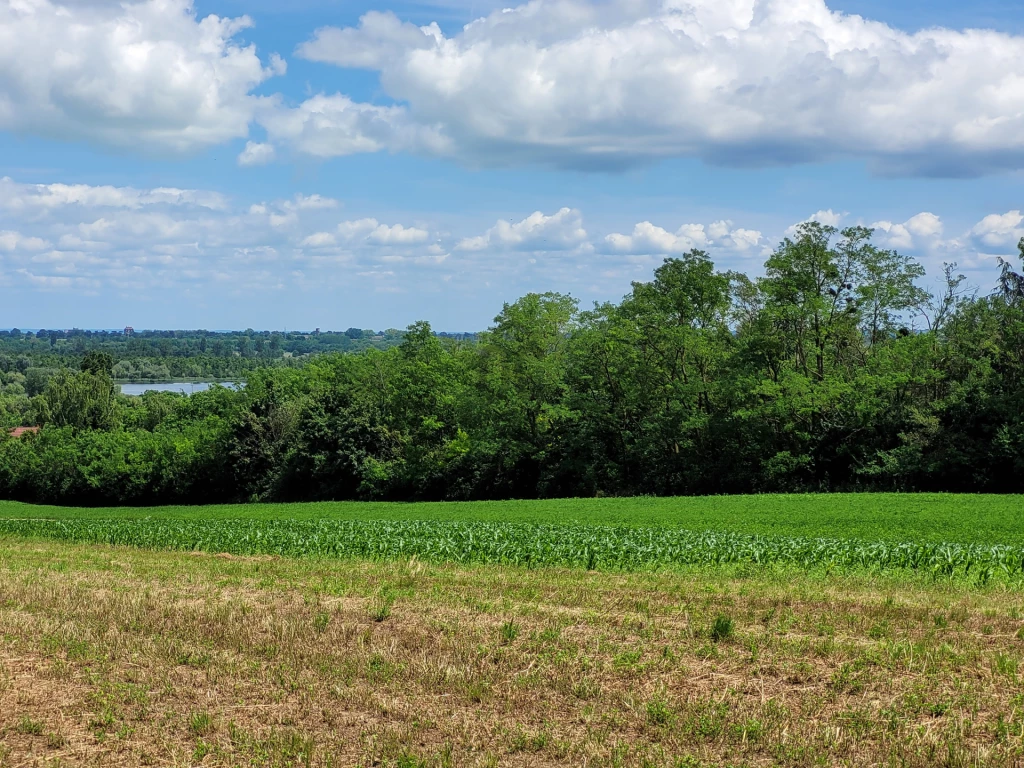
[1,223,1023,505]
[0,327,417,381]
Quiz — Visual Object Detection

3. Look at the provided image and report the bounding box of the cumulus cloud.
[238,141,276,167]
[784,209,846,237]
[605,222,708,255]
[970,211,1024,249]
[606,219,760,255]
[2,173,1019,302]
[871,212,945,250]
[286,194,339,211]
[288,1,1024,175]
[0,0,284,153]
[301,232,337,248]
[0,176,449,297]
[726,228,764,252]
[0,177,227,212]
[9,0,1024,176]
[335,218,430,245]
[256,94,450,159]
[298,12,441,70]
[0,230,49,252]
[368,223,431,245]
[905,212,944,239]
[456,208,587,252]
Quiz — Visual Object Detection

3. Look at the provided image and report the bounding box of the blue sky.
[1,0,1022,331]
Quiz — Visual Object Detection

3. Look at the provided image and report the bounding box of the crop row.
[2,518,1023,580]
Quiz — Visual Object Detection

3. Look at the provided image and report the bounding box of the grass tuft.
[499,620,520,644]
[188,711,214,736]
[710,614,734,643]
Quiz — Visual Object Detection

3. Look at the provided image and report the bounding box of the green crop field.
[2,493,1023,542]
[1,494,1022,580]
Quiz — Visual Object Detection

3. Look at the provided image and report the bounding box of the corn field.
[2,518,1022,581]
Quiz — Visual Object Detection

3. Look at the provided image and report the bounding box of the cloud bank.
[3,0,1024,176]
[286,1,1024,174]
[1,176,1020,302]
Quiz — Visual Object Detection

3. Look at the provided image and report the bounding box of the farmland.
[1,494,1023,581]
[2,538,1024,767]
[2,494,1024,766]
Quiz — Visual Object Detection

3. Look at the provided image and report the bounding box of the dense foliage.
[2,224,1023,505]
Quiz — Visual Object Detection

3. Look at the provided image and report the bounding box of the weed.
[710,614,734,643]
[370,591,395,623]
[16,716,44,736]
[188,711,214,736]
[500,620,520,644]
[995,653,1018,678]
[646,696,674,726]
[313,611,331,632]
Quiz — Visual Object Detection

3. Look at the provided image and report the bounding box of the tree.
[37,369,118,431]
[80,350,114,377]
[477,293,578,495]
[995,238,1024,306]
[566,252,736,495]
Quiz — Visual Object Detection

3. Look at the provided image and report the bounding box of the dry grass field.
[1,539,1023,767]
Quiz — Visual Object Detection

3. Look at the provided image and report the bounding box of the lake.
[118,381,243,396]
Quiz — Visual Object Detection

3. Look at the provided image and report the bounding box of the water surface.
[118,381,242,396]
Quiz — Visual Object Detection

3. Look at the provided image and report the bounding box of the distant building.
[124,326,135,336]
[7,427,39,439]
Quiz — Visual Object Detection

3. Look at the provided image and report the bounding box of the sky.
[0,0,1023,331]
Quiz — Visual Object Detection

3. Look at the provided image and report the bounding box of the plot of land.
[0,540,1023,767]
[1,495,1023,766]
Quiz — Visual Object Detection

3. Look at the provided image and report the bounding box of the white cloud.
[726,228,763,252]
[0,0,283,153]
[337,218,381,240]
[871,212,945,250]
[297,12,441,70]
[605,222,708,255]
[335,218,430,245]
[870,221,913,249]
[0,177,227,212]
[367,223,430,245]
[256,94,450,159]
[286,194,339,211]
[0,230,49,252]
[708,221,732,241]
[292,2,1024,175]
[607,218,760,255]
[2,171,1018,302]
[970,211,1024,249]
[238,141,276,167]
[457,208,587,251]
[810,210,845,227]
[301,232,337,248]
[905,212,944,239]
[0,176,455,297]
[784,209,845,237]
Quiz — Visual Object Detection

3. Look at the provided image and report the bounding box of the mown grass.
[1,493,1023,545]
[1,539,1023,767]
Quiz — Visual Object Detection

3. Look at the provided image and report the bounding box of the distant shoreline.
[113,379,246,384]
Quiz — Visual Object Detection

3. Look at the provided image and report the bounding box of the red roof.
[8,427,39,438]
